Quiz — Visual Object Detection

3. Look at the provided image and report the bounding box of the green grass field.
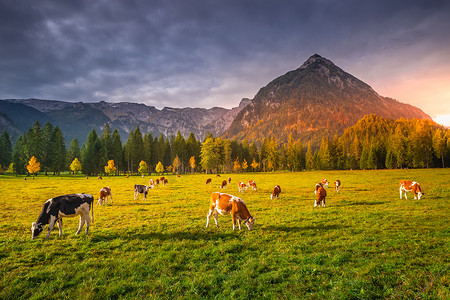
[0,169,449,299]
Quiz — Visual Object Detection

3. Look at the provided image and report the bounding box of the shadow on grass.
[90,230,240,243]
[338,201,386,206]
[263,224,349,232]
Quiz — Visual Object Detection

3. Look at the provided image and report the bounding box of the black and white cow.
[31,194,94,240]
[134,184,149,201]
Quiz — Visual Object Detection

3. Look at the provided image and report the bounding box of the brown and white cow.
[220,180,227,189]
[314,187,327,207]
[399,180,424,200]
[334,180,341,192]
[314,178,329,195]
[163,178,168,186]
[148,179,155,188]
[228,177,231,184]
[155,178,160,186]
[206,178,212,185]
[160,176,165,182]
[247,180,257,191]
[31,194,94,239]
[271,185,281,200]
[206,192,255,231]
[238,181,247,193]
[97,187,112,205]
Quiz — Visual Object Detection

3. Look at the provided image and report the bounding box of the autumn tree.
[250,159,259,171]
[155,161,164,174]
[104,159,116,175]
[242,159,248,172]
[138,160,148,175]
[27,156,40,177]
[189,156,196,173]
[70,158,82,174]
[173,155,181,174]
[233,157,241,173]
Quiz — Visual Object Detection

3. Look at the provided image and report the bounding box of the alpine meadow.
[0,169,449,299]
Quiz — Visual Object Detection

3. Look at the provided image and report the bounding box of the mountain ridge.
[224,54,431,145]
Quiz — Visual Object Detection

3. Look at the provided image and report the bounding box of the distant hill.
[0,98,250,144]
[224,54,431,146]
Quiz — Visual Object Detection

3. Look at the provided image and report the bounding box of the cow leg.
[399,188,403,199]
[84,214,90,235]
[57,218,63,237]
[206,209,213,228]
[213,210,219,228]
[76,216,85,235]
[46,215,57,239]
[237,218,242,230]
[314,199,317,207]
[322,198,326,207]
[231,215,236,230]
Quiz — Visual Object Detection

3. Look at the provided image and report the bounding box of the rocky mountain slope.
[224,54,431,145]
[1,98,250,143]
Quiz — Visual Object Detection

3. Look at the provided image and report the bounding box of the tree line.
[0,114,449,176]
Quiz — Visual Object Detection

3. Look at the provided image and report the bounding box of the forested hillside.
[0,115,448,176]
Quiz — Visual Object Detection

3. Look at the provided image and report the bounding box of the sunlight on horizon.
[433,114,450,127]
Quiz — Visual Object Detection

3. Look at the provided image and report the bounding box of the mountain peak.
[299,54,333,70]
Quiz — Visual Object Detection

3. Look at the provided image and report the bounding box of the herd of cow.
[30,175,424,239]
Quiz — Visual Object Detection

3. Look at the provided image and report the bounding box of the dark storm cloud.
[1,0,449,111]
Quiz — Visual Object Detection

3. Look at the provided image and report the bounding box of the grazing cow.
[160,176,165,182]
[176,175,181,178]
[238,181,247,193]
[314,178,329,195]
[155,179,160,186]
[247,180,257,191]
[216,174,221,177]
[228,177,231,184]
[134,184,149,201]
[399,180,424,200]
[220,180,227,189]
[271,185,281,200]
[97,176,102,180]
[206,178,212,185]
[335,180,341,192]
[314,187,327,207]
[163,178,168,186]
[31,194,94,240]
[206,192,255,231]
[148,179,155,188]
[97,187,112,205]
[126,174,129,178]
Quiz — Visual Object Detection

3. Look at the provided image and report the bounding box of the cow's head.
[417,192,424,199]
[244,216,255,231]
[31,222,44,239]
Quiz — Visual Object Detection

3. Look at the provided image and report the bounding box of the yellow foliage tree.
[242,159,248,172]
[166,165,173,173]
[138,160,148,175]
[70,158,82,174]
[104,159,116,175]
[155,161,164,174]
[189,156,196,173]
[233,157,241,173]
[27,156,40,176]
[173,155,181,174]
[250,159,259,171]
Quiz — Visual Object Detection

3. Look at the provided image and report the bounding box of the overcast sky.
[1,0,449,125]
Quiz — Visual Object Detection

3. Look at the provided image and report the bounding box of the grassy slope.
[0,169,448,299]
